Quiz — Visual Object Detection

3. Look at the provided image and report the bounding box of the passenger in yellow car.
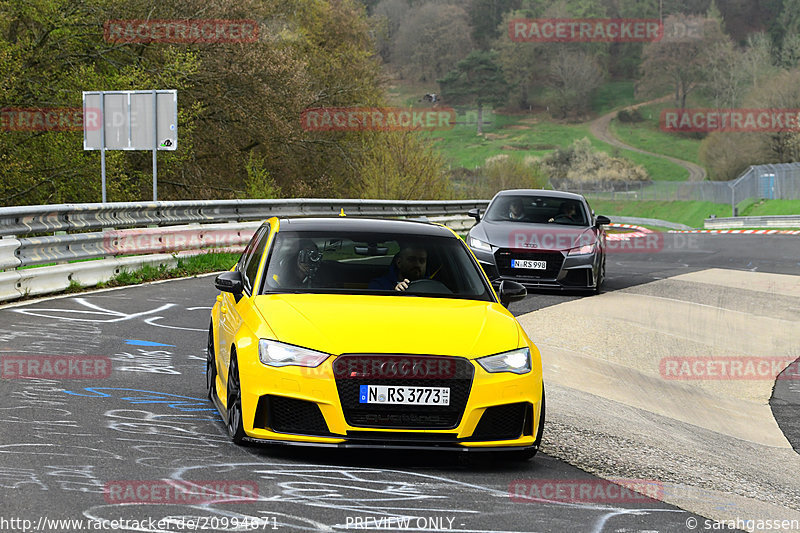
[272,239,321,288]
[368,244,428,291]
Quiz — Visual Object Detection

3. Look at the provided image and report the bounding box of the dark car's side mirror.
[595,215,611,227]
[215,270,244,296]
[468,208,481,222]
[498,280,527,307]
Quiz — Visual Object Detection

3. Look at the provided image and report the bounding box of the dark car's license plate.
[512,259,546,269]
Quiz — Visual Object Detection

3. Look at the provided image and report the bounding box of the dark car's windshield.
[260,230,493,301]
[485,195,589,226]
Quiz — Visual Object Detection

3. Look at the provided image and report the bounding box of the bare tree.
[639,14,727,108]
[392,2,474,82]
[702,39,745,108]
[740,32,777,90]
[372,0,410,62]
[547,49,603,118]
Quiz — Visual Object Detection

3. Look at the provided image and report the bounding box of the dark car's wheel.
[206,323,217,400]
[593,256,606,294]
[226,350,247,445]
[511,388,545,461]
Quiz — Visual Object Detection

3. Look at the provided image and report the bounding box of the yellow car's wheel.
[226,350,247,445]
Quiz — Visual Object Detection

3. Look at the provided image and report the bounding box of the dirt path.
[589,96,707,181]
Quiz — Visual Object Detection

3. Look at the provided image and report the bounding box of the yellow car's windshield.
[260,231,493,301]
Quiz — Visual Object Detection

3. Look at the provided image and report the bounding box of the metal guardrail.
[704,215,800,229]
[0,200,490,302]
[0,199,488,238]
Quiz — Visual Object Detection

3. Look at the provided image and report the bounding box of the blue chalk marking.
[125,339,175,347]
[61,387,215,412]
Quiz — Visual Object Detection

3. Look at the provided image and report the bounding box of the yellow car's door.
[218,223,271,406]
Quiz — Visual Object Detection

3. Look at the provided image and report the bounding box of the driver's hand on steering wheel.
[395,278,410,291]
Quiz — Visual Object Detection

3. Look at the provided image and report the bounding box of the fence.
[561,162,800,212]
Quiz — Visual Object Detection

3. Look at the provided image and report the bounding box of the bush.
[452,155,548,198]
[617,109,644,123]
[542,138,650,190]
[355,131,451,199]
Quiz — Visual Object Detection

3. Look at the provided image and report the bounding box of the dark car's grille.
[469,402,529,441]
[495,249,564,280]
[255,395,331,436]
[335,355,474,429]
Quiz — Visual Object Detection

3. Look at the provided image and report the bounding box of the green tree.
[0,0,390,205]
[438,50,509,135]
[469,0,521,50]
[354,131,449,200]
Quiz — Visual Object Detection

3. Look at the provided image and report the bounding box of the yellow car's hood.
[253,294,521,357]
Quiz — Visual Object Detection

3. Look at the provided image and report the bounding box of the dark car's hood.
[471,220,597,251]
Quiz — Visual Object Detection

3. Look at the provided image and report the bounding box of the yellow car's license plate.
[359,385,450,406]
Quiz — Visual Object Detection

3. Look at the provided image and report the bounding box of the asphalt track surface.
[1,233,797,533]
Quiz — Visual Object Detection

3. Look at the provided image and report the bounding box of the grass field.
[609,101,704,166]
[737,199,800,216]
[385,78,693,180]
[589,200,731,228]
[588,199,800,228]
[425,111,689,180]
[590,81,636,113]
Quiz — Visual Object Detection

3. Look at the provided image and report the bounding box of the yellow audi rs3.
[207,217,545,458]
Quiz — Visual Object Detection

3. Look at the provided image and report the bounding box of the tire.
[593,255,606,295]
[206,323,217,400]
[510,387,545,461]
[226,350,247,445]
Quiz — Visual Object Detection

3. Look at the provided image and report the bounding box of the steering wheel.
[553,214,574,223]
[404,279,452,294]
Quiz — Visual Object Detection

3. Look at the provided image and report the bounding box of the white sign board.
[83,90,177,151]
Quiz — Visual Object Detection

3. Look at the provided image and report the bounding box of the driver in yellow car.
[368,245,428,291]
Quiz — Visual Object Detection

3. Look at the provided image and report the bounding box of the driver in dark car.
[368,244,428,291]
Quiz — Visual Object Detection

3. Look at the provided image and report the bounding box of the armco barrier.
[0,200,489,302]
[704,214,800,229]
[0,199,488,238]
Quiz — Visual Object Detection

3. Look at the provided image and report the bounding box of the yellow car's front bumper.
[232,351,544,451]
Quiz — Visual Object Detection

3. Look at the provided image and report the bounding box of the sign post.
[83,90,178,202]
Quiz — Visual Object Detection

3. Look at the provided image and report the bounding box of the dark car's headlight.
[477,347,531,374]
[258,340,330,368]
[568,243,596,255]
[469,236,492,252]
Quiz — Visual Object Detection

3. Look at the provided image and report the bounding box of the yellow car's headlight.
[477,347,531,374]
[258,339,330,368]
